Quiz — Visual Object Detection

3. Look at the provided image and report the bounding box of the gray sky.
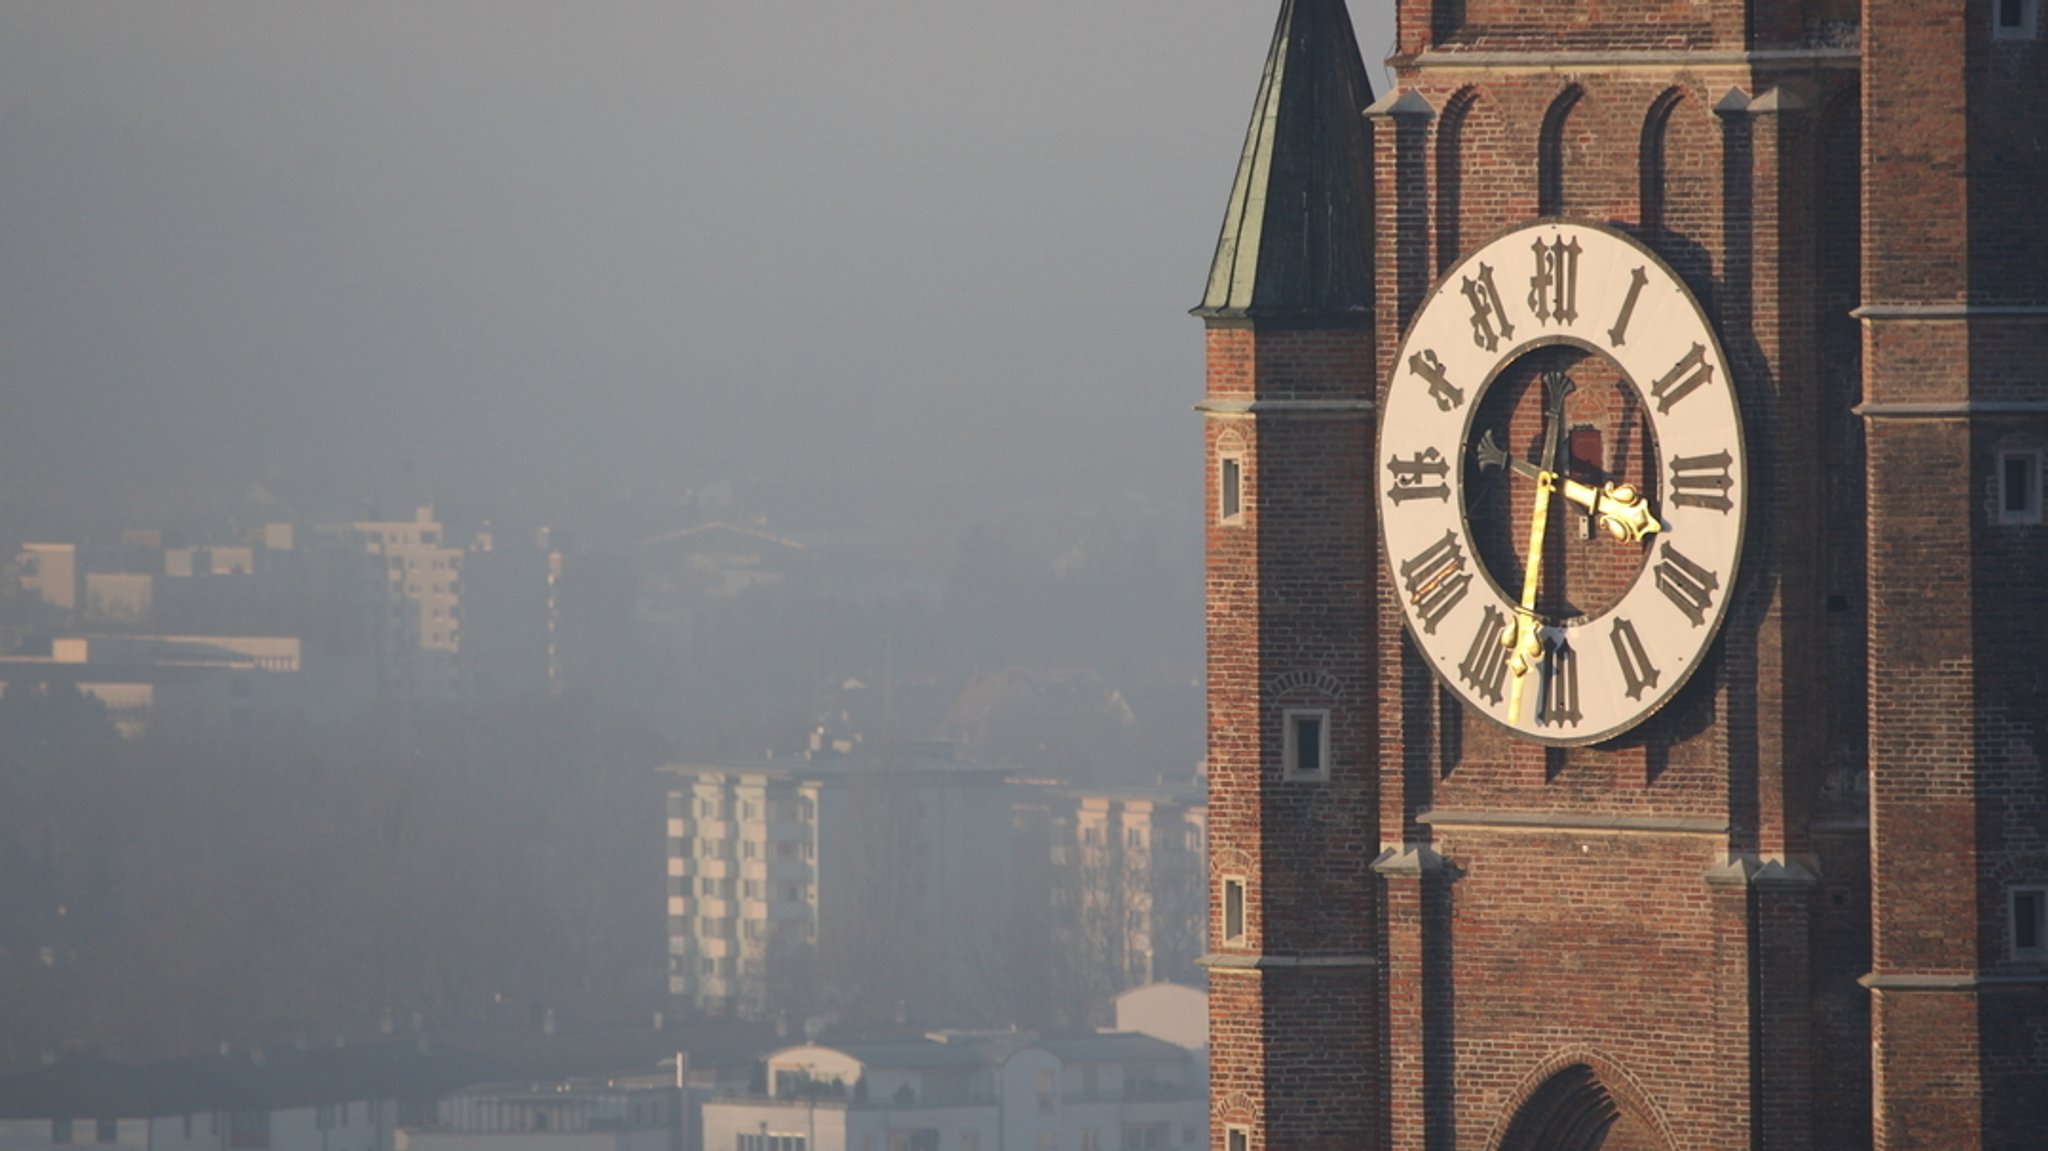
[0,2,1393,534]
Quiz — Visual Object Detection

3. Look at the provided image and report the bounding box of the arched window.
[1538,86,1586,217]
[1639,89,1684,232]
[1435,87,1480,272]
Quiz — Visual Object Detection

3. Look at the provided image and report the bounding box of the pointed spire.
[1196,0,1376,324]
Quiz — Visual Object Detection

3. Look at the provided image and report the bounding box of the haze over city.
[0,0,1393,1107]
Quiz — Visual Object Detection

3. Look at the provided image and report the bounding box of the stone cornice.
[1195,398,1377,417]
[1199,951,1381,972]
[1853,400,2048,419]
[1402,46,1860,73]
[1417,809,1727,836]
[1860,972,2048,991]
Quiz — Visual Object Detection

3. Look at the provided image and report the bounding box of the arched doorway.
[1496,1063,1669,1151]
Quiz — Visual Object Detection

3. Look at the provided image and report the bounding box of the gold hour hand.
[1476,433,1665,544]
[1558,477,1666,543]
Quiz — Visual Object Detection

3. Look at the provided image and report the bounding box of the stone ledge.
[1851,303,2048,319]
[1704,855,1817,888]
[1859,972,2048,992]
[1194,398,1378,417]
[1198,952,1381,972]
[1371,844,1445,876]
[1418,809,1727,836]
[1406,47,1860,71]
[1853,399,2048,419]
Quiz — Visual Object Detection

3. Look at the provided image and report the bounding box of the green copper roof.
[1196,0,1376,322]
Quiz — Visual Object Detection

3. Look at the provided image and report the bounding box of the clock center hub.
[1464,344,1656,626]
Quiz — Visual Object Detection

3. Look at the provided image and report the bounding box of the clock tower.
[1198,1,2048,1149]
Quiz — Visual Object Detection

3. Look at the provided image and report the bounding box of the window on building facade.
[1219,454,1245,524]
[2014,887,2047,960]
[1037,1070,1056,1113]
[1224,877,1246,943]
[1998,450,2042,524]
[1284,709,1330,780]
[1996,0,2039,38]
[1227,1128,1249,1151]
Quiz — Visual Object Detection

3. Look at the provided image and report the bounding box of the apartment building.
[700,1030,1203,1151]
[663,749,1013,1023]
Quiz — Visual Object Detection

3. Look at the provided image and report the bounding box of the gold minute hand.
[1504,371,1573,722]
[1505,468,1555,721]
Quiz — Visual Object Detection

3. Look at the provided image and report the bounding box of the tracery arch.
[1486,1049,1676,1151]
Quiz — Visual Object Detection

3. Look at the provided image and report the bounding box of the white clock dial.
[1377,220,1747,745]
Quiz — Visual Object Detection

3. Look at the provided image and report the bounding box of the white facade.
[701,1034,1203,1151]
[337,508,463,702]
[0,1101,392,1151]
[664,755,1013,1022]
[398,1080,678,1151]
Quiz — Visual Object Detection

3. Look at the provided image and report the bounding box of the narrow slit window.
[1998,450,2042,524]
[2014,887,2047,960]
[1223,877,1246,943]
[1227,1129,1249,1151]
[1284,709,1330,780]
[1996,0,2038,38]
[1220,455,1245,524]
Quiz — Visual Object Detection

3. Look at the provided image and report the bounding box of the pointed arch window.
[1538,87,1586,218]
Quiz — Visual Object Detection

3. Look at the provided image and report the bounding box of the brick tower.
[1196,0,2047,1149]
[1194,3,1381,1151]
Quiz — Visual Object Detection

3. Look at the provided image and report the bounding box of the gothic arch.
[1486,1049,1677,1151]
[1639,88,1685,232]
[1538,85,1586,218]
[1435,86,1481,272]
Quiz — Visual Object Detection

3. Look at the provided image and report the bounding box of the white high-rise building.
[663,748,1013,1023]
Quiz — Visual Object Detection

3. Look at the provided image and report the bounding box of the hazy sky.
[0,2,1394,534]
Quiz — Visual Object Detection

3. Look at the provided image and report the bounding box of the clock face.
[1377,220,1746,746]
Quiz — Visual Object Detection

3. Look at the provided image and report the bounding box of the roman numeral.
[1668,449,1735,513]
[1460,263,1516,353]
[1608,617,1661,701]
[1648,343,1716,414]
[1607,266,1649,346]
[1385,447,1451,505]
[1401,530,1472,636]
[1408,349,1464,412]
[1539,632,1581,727]
[1653,542,1720,627]
[1527,236,1581,326]
[1458,604,1512,706]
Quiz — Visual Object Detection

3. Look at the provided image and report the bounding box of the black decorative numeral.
[1527,236,1581,326]
[1609,617,1661,701]
[1539,632,1582,727]
[1668,449,1736,513]
[1386,448,1451,505]
[1648,343,1716,414]
[1607,266,1649,347]
[1653,543,1720,627]
[1458,604,1512,705]
[1408,349,1464,412]
[1460,263,1516,353]
[1401,530,1472,636]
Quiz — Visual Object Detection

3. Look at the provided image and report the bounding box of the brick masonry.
[1202,0,2046,1148]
